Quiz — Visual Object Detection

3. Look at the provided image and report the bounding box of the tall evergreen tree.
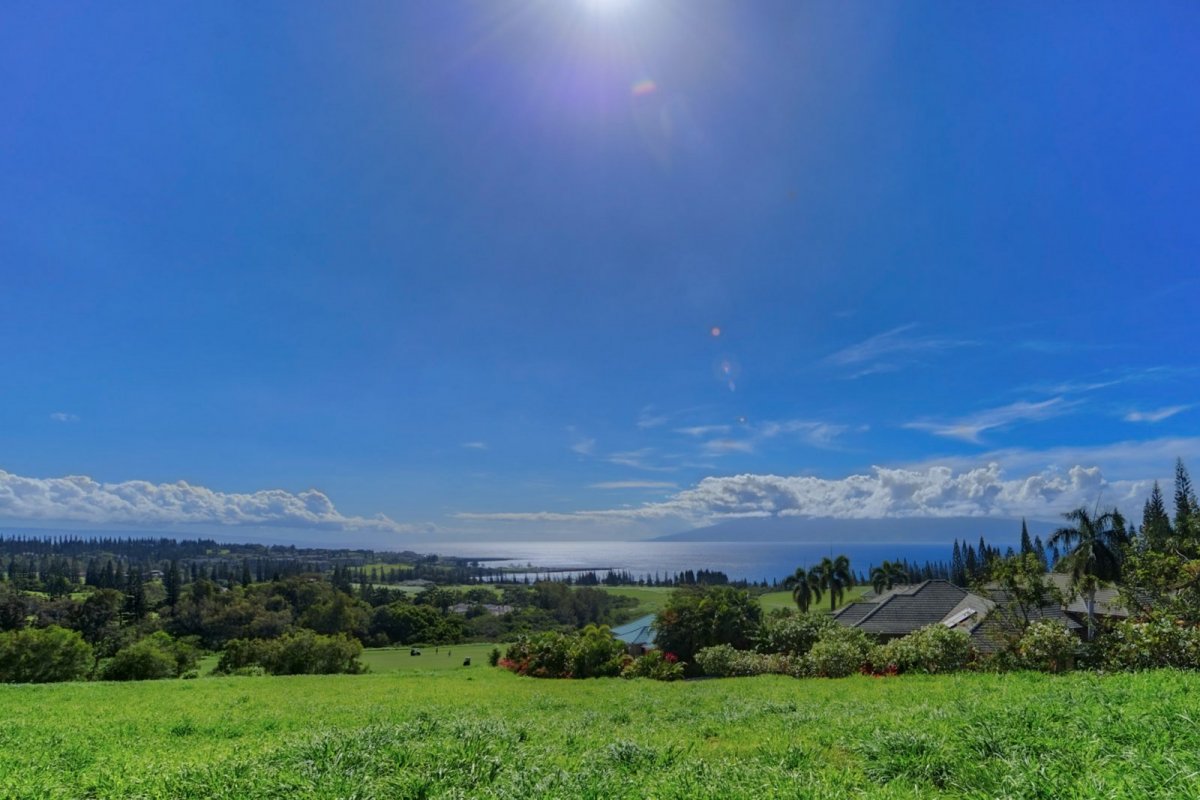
[1020,519,1033,555]
[1142,480,1173,550]
[1174,459,1200,546]
[165,559,182,608]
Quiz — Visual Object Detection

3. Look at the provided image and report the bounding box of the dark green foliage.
[754,611,836,656]
[694,644,808,678]
[0,625,93,683]
[1017,621,1079,673]
[0,583,29,631]
[620,650,684,681]
[1142,481,1173,550]
[652,585,762,666]
[1175,459,1200,549]
[102,632,199,681]
[807,626,874,678]
[500,625,627,679]
[369,602,447,645]
[1100,615,1200,671]
[216,631,365,676]
[1049,506,1129,639]
[782,566,820,613]
[814,555,855,611]
[876,625,973,674]
[982,553,1063,650]
[869,560,908,594]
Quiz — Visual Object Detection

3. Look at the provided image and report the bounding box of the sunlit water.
[425,540,959,583]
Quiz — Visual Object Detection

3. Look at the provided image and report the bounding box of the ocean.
[424,540,962,584]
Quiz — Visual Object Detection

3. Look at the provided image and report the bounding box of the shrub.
[216,631,365,675]
[807,627,874,678]
[876,625,974,675]
[695,645,808,678]
[652,586,762,667]
[621,650,684,681]
[0,625,93,683]
[500,627,625,678]
[488,647,501,667]
[1100,615,1200,671]
[755,613,837,656]
[102,632,199,681]
[1017,621,1079,673]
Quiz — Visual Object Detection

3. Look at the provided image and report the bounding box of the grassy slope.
[3,668,1200,799]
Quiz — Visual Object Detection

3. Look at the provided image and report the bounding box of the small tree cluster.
[216,631,365,675]
[0,626,93,683]
[499,625,627,679]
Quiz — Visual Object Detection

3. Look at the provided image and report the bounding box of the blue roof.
[611,614,657,646]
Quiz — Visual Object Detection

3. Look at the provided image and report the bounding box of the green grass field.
[3,667,1199,798]
[758,584,871,613]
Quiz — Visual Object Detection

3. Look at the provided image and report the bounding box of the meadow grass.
[759,584,870,613]
[196,643,502,676]
[3,667,1199,798]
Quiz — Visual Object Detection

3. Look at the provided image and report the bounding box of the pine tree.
[964,544,978,582]
[1142,480,1173,550]
[165,559,182,608]
[1033,536,1048,571]
[1020,519,1033,555]
[1174,459,1200,545]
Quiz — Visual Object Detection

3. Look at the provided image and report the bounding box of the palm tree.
[1048,507,1129,639]
[869,560,909,594]
[783,566,823,613]
[815,555,855,612]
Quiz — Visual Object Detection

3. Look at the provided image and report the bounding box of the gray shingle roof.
[838,580,969,636]
[832,602,879,625]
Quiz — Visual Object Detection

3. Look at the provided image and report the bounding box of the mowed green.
[195,643,502,676]
[758,584,871,613]
[4,669,1200,799]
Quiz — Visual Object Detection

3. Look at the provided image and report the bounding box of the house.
[611,613,657,657]
[835,576,1129,654]
[447,602,514,616]
[833,580,996,646]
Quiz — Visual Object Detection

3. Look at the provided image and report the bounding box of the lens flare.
[631,79,657,97]
[710,326,721,337]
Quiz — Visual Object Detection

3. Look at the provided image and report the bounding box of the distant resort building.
[447,602,514,616]
[611,614,657,656]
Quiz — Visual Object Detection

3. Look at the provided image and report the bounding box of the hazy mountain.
[653,516,1051,545]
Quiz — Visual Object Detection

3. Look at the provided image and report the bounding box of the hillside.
[2,668,1197,798]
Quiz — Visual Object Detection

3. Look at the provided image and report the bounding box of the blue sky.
[1,2,1198,544]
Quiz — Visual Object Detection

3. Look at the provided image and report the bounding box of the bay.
[425,540,962,584]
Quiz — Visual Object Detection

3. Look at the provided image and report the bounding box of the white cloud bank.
[457,450,1191,528]
[0,469,420,534]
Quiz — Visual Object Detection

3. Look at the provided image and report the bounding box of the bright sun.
[581,0,634,13]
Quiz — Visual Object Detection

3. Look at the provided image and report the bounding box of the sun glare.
[581,0,634,14]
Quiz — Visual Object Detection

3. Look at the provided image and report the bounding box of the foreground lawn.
[3,669,1200,799]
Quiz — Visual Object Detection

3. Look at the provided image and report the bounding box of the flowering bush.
[621,650,684,681]
[876,625,974,675]
[1099,615,1200,671]
[1016,621,1079,672]
[500,626,626,678]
